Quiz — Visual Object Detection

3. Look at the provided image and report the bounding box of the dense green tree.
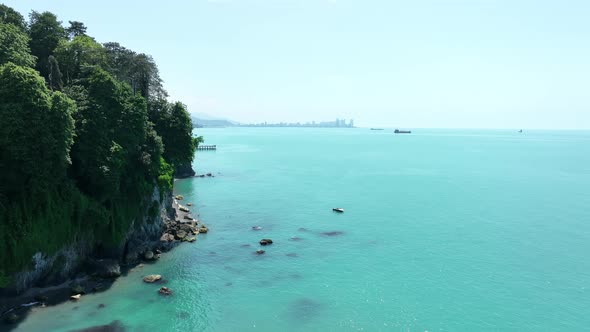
[0,23,36,67]
[65,20,87,39]
[54,35,107,84]
[0,62,74,196]
[0,4,200,282]
[28,11,66,80]
[48,55,63,90]
[0,4,26,31]
[148,100,196,166]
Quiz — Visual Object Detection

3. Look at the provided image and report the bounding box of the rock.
[187,203,193,206]
[179,206,190,213]
[70,294,82,301]
[259,239,273,245]
[160,233,175,242]
[72,285,85,294]
[144,251,154,260]
[183,215,193,220]
[186,237,196,243]
[91,259,121,278]
[175,195,184,200]
[199,226,208,233]
[143,274,162,283]
[256,249,265,255]
[158,287,173,296]
[34,294,49,302]
[4,313,19,324]
[98,303,106,309]
[175,230,187,240]
[155,249,162,254]
[206,173,212,177]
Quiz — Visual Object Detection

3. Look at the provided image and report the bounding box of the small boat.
[332,208,344,213]
[518,129,523,133]
[370,128,384,130]
[394,129,411,134]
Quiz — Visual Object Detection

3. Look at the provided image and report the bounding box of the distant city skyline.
[6,0,590,129]
[240,118,354,128]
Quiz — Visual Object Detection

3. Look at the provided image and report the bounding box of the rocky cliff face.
[6,185,173,294]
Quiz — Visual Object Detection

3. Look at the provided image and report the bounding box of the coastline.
[0,179,206,330]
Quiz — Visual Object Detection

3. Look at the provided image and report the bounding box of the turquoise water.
[15,128,590,331]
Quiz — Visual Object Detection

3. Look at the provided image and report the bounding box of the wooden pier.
[197,145,217,150]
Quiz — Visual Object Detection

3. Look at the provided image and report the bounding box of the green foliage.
[28,11,66,80]
[0,63,74,195]
[0,4,26,31]
[157,157,174,192]
[65,20,87,39]
[54,35,107,84]
[0,23,36,67]
[149,99,197,167]
[0,5,198,278]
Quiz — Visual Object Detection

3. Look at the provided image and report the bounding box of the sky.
[4,0,590,129]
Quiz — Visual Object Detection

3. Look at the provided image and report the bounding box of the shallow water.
[15,128,590,331]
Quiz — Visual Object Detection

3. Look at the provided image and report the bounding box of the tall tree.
[0,4,26,31]
[28,11,66,81]
[47,55,63,90]
[0,23,36,67]
[54,35,107,84]
[65,20,87,39]
[0,62,75,196]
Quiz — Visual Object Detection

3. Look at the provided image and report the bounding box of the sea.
[13,128,590,331]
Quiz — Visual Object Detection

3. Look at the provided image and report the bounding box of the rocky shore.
[0,188,208,329]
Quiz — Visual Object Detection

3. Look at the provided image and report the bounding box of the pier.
[197,145,217,150]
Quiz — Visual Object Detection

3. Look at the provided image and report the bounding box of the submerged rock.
[256,249,265,255]
[158,286,173,296]
[70,320,125,332]
[199,226,209,233]
[320,231,344,237]
[259,239,273,245]
[143,274,162,283]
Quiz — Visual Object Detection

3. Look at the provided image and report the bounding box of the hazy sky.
[5,0,590,128]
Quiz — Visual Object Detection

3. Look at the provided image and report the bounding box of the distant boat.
[332,208,344,213]
[370,128,384,130]
[518,129,523,133]
[394,129,411,134]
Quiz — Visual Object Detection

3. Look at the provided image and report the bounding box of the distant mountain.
[190,113,237,128]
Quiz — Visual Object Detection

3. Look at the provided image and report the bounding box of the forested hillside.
[0,4,198,287]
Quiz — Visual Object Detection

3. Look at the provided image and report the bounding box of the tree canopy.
[0,5,199,282]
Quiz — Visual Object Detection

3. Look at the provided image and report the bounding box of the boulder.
[91,259,121,278]
[160,233,175,242]
[187,237,196,243]
[72,285,85,294]
[70,294,82,301]
[158,287,173,295]
[175,195,184,200]
[4,313,19,324]
[259,239,273,246]
[144,251,154,260]
[143,274,162,283]
[175,230,187,240]
[179,206,190,213]
[199,226,209,234]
